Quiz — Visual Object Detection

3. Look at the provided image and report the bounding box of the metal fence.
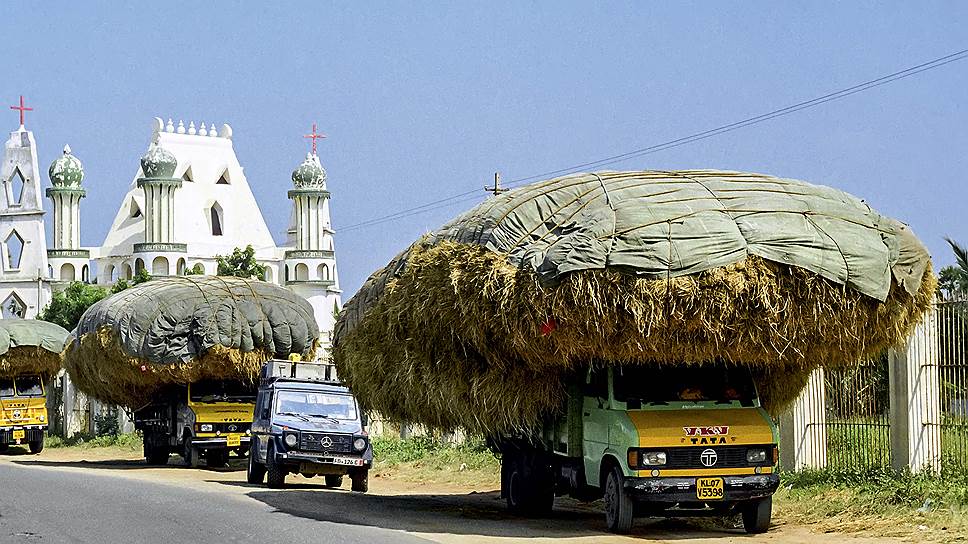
[823,355,892,470]
[934,300,968,473]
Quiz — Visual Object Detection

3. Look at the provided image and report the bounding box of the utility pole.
[484,172,508,196]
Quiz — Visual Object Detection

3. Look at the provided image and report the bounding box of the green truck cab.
[495,365,779,534]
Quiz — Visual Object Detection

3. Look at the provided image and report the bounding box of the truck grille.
[0,428,43,444]
[665,445,773,469]
[299,432,353,454]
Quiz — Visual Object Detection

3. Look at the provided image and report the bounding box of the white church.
[1,106,344,439]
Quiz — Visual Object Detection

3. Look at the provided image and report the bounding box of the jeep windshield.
[613,365,756,407]
[189,380,255,403]
[275,390,358,421]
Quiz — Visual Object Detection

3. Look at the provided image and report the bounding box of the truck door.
[582,367,610,487]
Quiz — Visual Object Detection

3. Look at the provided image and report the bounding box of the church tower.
[284,147,342,355]
[0,102,50,318]
[47,145,89,282]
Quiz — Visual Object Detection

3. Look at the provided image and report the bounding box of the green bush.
[45,431,142,450]
[782,467,968,510]
[371,435,497,470]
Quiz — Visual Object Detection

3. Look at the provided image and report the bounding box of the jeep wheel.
[350,470,368,493]
[604,466,634,534]
[265,444,287,488]
[247,442,266,484]
[28,437,44,455]
[742,496,772,534]
[324,475,343,488]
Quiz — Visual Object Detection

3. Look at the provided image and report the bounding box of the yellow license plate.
[696,477,724,500]
[226,434,241,447]
[12,430,25,440]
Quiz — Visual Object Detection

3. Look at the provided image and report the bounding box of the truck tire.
[207,449,228,468]
[247,442,266,484]
[144,443,169,465]
[504,452,554,516]
[604,466,634,534]
[324,475,343,488]
[265,444,287,488]
[28,437,44,455]
[0,444,8,453]
[742,496,772,534]
[350,470,368,493]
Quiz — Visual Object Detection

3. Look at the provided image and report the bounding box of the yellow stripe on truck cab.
[628,408,774,448]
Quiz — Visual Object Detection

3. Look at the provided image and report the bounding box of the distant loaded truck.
[493,365,779,534]
[0,375,48,454]
[136,380,256,467]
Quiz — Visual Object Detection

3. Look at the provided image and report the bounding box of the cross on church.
[9,95,32,127]
[303,123,326,155]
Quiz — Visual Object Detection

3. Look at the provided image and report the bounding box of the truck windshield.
[189,380,255,403]
[15,376,43,397]
[613,365,756,406]
[0,379,14,397]
[275,391,358,421]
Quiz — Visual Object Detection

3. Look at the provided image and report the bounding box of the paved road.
[0,461,429,544]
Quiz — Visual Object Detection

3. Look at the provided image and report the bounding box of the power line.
[339,48,968,233]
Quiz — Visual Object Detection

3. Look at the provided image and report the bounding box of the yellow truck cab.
[496,364,779,534]
[137,379,256,467]
[0,375,48,454]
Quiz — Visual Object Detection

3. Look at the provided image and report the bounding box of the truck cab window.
[15,376,43,397]
[613,365,756,406]
[189,380,256,403]
[0,379,14,397]
[584,367,609,399]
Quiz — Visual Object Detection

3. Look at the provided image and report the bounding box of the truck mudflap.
[627,474,779,503]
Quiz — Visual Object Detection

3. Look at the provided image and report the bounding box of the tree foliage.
[110,269,151,294]
[183,262,205,275]
[939,238,968,301]
[39,282,108,331]
[215,245,266,280]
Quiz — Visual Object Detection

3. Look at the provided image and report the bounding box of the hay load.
[334,170,935,436]
[0,319,70,378]
[64,276,319,407]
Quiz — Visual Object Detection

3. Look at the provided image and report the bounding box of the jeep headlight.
[284,433,298,448]
[747,448,767,463]
[353,437,367,451]
[200,424,213,432]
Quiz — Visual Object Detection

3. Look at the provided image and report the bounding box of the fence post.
[780,369,827,470]
[889,304,942,473]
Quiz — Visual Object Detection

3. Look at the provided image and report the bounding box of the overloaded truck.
[136,379,256,466]
[0,319,70,455]
[247,358,372,490]
[333,170,934,534]
[494,365,778,533]
[63,275,321,467]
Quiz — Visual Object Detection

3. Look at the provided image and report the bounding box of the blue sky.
[6,2,967,297]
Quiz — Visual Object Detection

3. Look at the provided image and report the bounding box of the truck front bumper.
[192,436,251,450]
[0,426,45,445]
[627,474,779,503]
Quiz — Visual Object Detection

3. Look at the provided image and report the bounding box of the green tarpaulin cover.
[0,319,69,356]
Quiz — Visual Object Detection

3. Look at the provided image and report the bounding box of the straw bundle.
[64,276,319,408]
[333,170,935,436]
[0,319,70,378]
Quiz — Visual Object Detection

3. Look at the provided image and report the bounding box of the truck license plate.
[12,429,25,440]
[331,456,364,466]
[226,434,241,447]
[696,477,724,500]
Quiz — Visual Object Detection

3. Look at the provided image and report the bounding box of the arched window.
[81,264,89,282]
[60,263,75,281]
[295,263,309,281]
[7,167,25,206]
[135,258,145,274]
[2,293,26,318]
[107,264,117,282]
[122,263,132,280]
[264,267,273,283]
[152,256,169,276]
[210,202,223,236]
[284,264,289,282]
[317,263,330,281]
[47,264,53,278]
[4,230,24,269]
[176,258,186,275]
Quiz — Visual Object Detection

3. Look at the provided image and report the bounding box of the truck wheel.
[265,444,287,488]
[144,443,169,465]
[0,444,8,453]
[505,454,554,516]
[207,449,228,468]
[247,442,266,484]
[350,470,368,493]
[183,438,200,468]
[28,437,44,454]
[742,496,772,534]
[324,475,343,488]
[604,466,634,534]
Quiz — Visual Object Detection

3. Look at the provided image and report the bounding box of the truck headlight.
[284,433,298,448]
[199,424,213,432]
[353,438,367,451]
[38,415,45,422]
[628,449,666,468]
[747,449,767,463]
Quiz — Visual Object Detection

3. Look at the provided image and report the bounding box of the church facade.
[0,114,342,354]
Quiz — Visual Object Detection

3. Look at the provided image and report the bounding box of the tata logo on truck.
[683,426,729,445]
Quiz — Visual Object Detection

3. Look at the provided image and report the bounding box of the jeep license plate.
[696,477,724,500]
[226,434,241,448]
[330,457,364,467]
[12,429,25,440]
